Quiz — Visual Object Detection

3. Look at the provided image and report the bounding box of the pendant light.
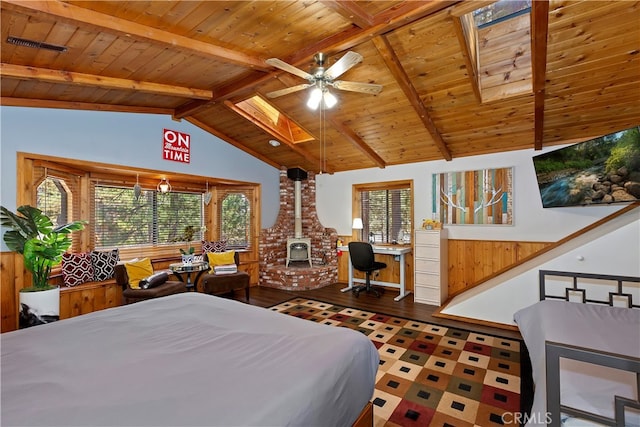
[203,182,212,205]
[157,178,172,193]
[133,174,142,201]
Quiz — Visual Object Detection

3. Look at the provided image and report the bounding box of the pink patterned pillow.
[62,252,94,287]
[201,239,227,253]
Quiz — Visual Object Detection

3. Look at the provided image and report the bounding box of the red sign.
[163,129,191,163]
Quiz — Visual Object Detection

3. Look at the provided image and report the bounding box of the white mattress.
[514,300,640,426]
[1,293,379,426]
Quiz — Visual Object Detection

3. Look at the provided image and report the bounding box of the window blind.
[360,188,411,244]
[93,185,203,249]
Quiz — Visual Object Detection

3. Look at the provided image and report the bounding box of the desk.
[169,261,209,292]
[339,245,412,301]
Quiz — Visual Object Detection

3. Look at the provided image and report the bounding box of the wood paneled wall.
[447,239,551,295]
[1,251,259,333]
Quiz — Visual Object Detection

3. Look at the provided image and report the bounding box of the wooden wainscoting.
[447,239,551,295]
[1,251,21,333]
[59,281,121,320]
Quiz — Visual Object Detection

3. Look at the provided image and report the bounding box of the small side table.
[169,261,209,292]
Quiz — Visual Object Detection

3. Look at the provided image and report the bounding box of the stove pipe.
[287,168,308,239]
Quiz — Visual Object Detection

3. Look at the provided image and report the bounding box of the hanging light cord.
[318,102,326,173]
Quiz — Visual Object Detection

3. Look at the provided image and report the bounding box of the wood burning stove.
[286,237,311,267]
[285,168,312,268]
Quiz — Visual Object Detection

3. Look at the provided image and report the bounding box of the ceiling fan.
[265,51,383,110]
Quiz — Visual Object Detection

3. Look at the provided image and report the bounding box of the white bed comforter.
[1,293,379,427]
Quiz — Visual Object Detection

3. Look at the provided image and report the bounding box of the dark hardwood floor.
[228,283,522,341]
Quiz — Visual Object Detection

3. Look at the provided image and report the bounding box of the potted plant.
[0,205,86,328]
[179,225,197,264]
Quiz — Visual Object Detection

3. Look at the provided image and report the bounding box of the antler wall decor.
[433,167,513,225]
[440,189,467,212]
[474,186,503,213]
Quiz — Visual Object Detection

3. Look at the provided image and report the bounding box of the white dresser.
[414,229,448,306]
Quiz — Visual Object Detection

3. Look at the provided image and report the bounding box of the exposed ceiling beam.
[1,0,269,71]
[531,0,550,150]
[1,63,213,99]
[319,1,374,28]
[174,0,458,117]
[451,15,482,104]
[0,97,173,115]
[330,118,386,168]
[372,35,453,161]
[185,117,281,170]
[283,1,459,67]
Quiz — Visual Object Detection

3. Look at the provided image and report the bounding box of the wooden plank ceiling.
[1,0,639,174]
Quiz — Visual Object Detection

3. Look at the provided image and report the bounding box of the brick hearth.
[259,168,338,290]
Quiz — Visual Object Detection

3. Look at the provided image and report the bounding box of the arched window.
[36,177,70,228]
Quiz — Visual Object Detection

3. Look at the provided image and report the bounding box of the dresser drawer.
[415,245,440,259]
[415,231,440,245]
[415,272,440,286]
[415,259,440,273]
[414,286,441,303]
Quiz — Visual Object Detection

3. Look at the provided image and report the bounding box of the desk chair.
[348,242,386,298]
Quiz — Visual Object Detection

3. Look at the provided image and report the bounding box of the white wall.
[0,106,281,252]
[316,148,630,241]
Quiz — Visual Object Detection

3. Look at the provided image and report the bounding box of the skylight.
[232,95,313,145]
[459,0,533,103]
[473,0,532,28]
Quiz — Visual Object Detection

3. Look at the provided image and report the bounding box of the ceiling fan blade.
[265,83,312,99]
[324,51,363,80]
[265,58,313,80]
[332,80,383,95]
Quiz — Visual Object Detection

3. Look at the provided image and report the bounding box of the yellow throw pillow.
[206,251,235,272]
[124,258,153,289]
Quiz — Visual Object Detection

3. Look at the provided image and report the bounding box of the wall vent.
[6,36,68,52]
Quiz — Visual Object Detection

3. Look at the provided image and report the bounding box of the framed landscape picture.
[432,167,513,225]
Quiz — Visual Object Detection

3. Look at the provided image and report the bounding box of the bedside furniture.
[414,229,448,306]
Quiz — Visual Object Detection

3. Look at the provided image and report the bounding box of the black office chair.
[348,242,386,298]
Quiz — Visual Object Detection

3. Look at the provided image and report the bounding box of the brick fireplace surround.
[259,168,338,290]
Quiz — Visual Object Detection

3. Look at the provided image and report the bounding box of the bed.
[1,292,379,427]
[514,270,640,427]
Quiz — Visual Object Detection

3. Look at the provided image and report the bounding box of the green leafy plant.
[0,205,86,292]
[179,225,197,255]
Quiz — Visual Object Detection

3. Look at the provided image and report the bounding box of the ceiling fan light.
[306,88,322,110]
[323,90,337,109]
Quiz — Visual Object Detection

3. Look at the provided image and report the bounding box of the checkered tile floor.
[270,298,523,426]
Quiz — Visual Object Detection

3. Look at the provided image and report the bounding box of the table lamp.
[352,217,363,241]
